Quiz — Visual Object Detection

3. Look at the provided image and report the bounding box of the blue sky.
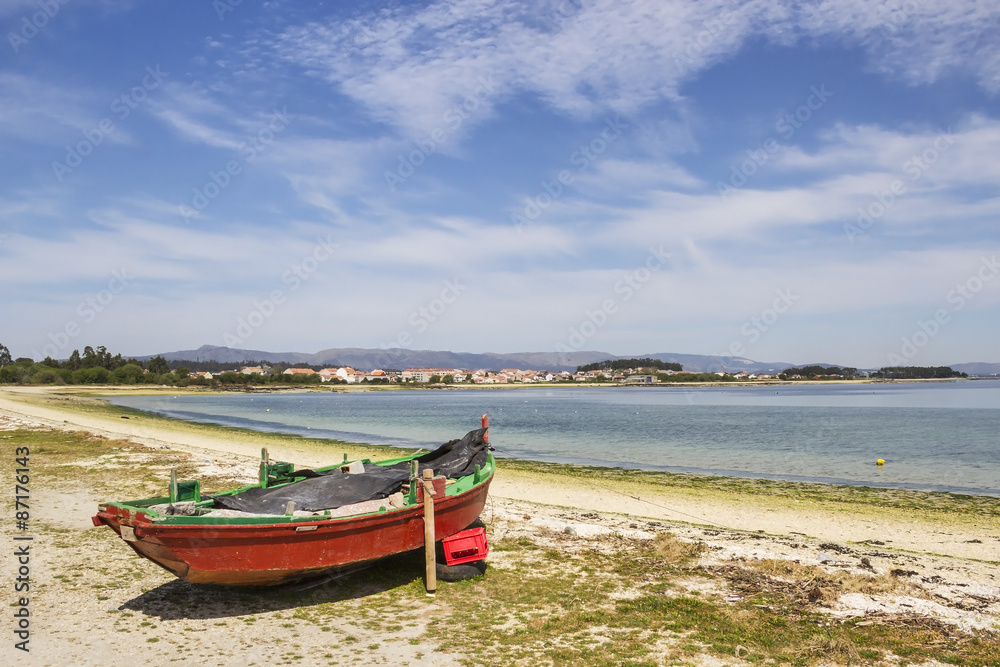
[1,0,999,368]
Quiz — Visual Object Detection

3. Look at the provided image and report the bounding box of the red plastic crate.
[442,526,489,565]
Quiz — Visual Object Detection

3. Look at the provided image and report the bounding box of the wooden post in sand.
[422,468,437,594]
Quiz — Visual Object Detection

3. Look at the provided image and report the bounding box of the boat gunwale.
[97,453,495,528]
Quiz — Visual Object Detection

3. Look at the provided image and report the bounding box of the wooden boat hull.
[94,475,492,586]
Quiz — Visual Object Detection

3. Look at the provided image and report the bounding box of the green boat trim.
[98,450,496,527]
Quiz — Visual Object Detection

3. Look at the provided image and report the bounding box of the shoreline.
[95,383,1000,500]
[2,385,998,665]
[7,384,997,492]
[2,386,997,561]
[11,374,986,399]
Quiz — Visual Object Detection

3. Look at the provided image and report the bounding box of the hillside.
[150,345,799,373]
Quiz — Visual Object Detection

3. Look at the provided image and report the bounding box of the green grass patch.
[425,535,1000,666]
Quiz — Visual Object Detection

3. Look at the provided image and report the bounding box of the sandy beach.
[1,386,997,666]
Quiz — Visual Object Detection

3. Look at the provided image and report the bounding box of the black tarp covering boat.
[212,427,490,514]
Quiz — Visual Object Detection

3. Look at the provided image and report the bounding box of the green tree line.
[577,358,683,373]
[870,366,966,379]
[654,372,736,383]
[0,343,343,387]
[780,365,858,379]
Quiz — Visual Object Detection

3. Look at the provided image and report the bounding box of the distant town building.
[401,368,460,382]
[283,368,318,376]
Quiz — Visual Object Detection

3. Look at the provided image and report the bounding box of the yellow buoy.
[876,459,884,466]
[266,409,270,412]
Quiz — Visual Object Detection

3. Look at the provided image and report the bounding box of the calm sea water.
[108,382,1000,496]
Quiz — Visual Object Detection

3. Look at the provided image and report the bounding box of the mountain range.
[148,345,798,373]
[144,344,999,376]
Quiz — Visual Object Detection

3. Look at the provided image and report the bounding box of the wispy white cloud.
[148,82,246,150]
[574,116,1000,246]
[0,0,137,21]
[3,0,999,365]
[264,0,764,138]
[0,187,62,226]
[262,0,1000,144]
[0,73,127,144]
[267,135,399,220]
[794,0,1000,93]
[574,158,704,193]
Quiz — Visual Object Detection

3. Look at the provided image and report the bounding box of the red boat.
[93,418,495,586]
